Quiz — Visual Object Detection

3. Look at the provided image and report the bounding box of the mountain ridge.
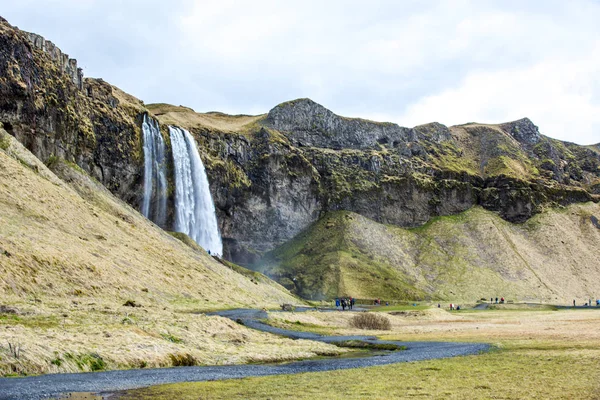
[1,16,599,303]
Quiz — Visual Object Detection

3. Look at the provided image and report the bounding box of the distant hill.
[259,206,600,302]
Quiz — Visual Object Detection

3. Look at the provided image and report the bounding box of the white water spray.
[141,114,167,227]
[169,126,223,256]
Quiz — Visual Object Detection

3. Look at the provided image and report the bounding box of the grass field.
[119,307,600,399]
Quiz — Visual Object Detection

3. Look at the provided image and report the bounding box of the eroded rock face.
[500,118,541,145]
[194,103,598,263]
[193,128,321,256]
[0,18,145,207]
[264,98,451,150]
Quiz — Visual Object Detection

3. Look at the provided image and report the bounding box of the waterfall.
[169,126,223,256]
[141,114,167,227]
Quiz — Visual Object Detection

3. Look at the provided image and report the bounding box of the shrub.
[0,135,9,151]
[45,155,59,169]
[65,352,106,371]
[123,300,141,307]
[169,353,196,366]
[83,353,106,371]
[349,313,391,330]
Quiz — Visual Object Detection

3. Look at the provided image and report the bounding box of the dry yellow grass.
[121,308,600,399]
[0,128,341,375]
[146,103,265,133]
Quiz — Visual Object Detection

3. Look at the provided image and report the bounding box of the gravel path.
[0,308,489,400]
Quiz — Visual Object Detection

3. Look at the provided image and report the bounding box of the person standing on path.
[573,299,576,307]
[341,298,347,311]
[335,298,340,309]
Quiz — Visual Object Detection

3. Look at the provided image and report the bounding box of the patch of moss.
[0,133,9,151]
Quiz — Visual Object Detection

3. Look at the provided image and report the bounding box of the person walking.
[350,297,356,309]
[573,299,576,307]
[341,298,347,311]
[335,298,340,309]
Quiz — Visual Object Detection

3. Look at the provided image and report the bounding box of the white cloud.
[397,42,600,144]
[1,0,599,144]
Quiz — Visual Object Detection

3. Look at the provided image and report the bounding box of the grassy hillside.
[0,126,344,376]
[146,103,265,134]
[260,204,600,302]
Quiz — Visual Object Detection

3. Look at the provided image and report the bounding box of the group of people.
[573,299,600,307]
[491,297,505,304]
[335,297,356,310]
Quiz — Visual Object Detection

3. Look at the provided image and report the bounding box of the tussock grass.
[349,313,391,330]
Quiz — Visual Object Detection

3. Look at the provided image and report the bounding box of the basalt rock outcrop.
[0,17,148,211]
[1,16,599,267]
[160,101,599,264]
[24,30,84,90]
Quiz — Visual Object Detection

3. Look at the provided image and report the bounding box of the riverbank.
[0,308,488,399]
[119,307,600,399]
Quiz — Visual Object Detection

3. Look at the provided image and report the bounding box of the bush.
[0,135,9,151]
[169,353,196,366]
[350,313,391,330]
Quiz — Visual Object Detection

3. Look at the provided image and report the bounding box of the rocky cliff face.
[0,17,149,210]
[156,101,599,265]
[1,16,599,268]
[24,30,84,90]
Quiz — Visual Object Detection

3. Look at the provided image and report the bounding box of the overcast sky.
[3,0,599,144]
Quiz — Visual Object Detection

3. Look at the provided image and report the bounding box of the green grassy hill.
[260,204,600,302]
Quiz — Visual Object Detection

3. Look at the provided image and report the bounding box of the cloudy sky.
[3,0,599,144]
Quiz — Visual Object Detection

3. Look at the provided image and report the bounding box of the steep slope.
[0,127,342,376]
[260,204,600,302]
[0,126,293,307]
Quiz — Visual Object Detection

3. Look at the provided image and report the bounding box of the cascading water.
[169,125,223,256]
[141,114,167,227]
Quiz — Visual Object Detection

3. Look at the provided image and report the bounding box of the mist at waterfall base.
[141,114,167,227]
[169,126,223,257]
